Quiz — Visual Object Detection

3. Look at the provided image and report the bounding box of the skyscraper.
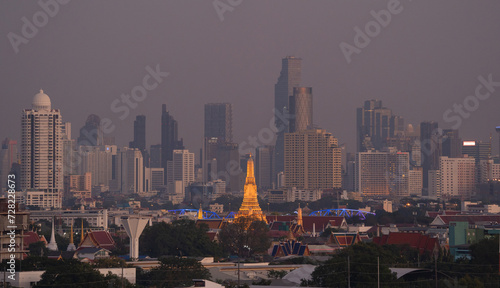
[149,144,162,168]
[161,104,183,184]
[274,56,301,177]
[356,100,400,152]
[255,146,274,190]
[167,149,195,198]
[111,147,144,194]
[21,90,63,208]
[442,129,462,158]
[129,115,146,157]
[204,103,232,142]
[284,129,341,190]
[77,114,102,146]
[289,87,313,133]
[439,156,476,198]
[420,121,441,195]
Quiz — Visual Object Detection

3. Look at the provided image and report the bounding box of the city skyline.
[2,1,500,156]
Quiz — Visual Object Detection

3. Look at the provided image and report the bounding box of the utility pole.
[347,255,350,288]
[377,256,380,288]
[435,255,438,288]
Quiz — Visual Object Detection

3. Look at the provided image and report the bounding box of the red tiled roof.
[23,232,42,249]
[80,230,116,251]
[206,231,218,241]
[373,232,438,254]
[196,219,223,230]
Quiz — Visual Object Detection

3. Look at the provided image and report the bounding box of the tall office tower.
[462,140,491,162]
[284,129,341,190]
[356,100,398,152]
[274,56,302,178]
[203,137,219,182]
[21,90,63,208]
[420,121,441,195]
[439,156,476,198]
[144,167,164,192]
[479,159,500,183]
[149,144,162,168]
[129,115,146,157]
[0,138,17,191]
[77,145,116,188]
[204,103,232,142]
[161,104,184,184]
[442,129,462,158]
[167,149,194,198]
[111,147,144,194]
[462,140,491,184]
[355,150,410,197]
[77,114,102,146]
[215,142,242,192]
[289,87,313,133]
[255,146,274,190]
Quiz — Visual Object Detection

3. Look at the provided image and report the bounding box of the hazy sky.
[2,1,500,157]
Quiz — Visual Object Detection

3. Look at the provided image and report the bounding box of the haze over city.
[2,1,500,155]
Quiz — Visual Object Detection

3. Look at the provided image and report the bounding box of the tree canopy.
[140,219,220,258]
[138,256,211,288]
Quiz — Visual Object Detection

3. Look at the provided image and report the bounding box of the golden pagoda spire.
[297,204,303,227]
[235,154,267,224]
[198,203,203,220]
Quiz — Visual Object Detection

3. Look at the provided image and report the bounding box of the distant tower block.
[121,216,150,260]
[496,126,500,157]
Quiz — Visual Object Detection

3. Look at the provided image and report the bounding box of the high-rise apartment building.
[274,56,301,177]
[167,150,195,189]
[204,103,232,142]
[21,90,63,208]
[77,145,116,188]
[409,167,423,196]
[356,150,409,197]
[284,129,341,190]
[161,104,183,184]
[111,147,144,194]
[439,156,476,198]
[289,87,313,133]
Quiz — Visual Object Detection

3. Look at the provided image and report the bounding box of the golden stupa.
[235,154,267,223]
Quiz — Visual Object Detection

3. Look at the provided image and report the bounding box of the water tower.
[121,216,150,261]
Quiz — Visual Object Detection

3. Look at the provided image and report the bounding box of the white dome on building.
[32,89,51,110]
